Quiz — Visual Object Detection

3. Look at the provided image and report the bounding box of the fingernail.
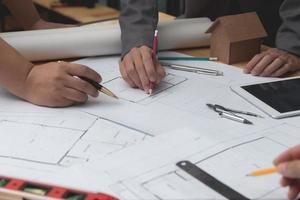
[251,71,258,76]
[277,164,286,174]
[150,77,156,82]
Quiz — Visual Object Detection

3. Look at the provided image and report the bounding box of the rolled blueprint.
[0,18,212,61]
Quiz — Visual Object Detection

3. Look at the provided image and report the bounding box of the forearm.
[276,0,300,57]
[0,37,33,97]
[3,0,40,30]
[119,0,158,57]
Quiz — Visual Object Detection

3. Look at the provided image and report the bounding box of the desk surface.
[33,0,120,23]
[33,0,175,24]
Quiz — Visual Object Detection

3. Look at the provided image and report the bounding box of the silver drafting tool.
[208,104,264,118]
[162,63,223,76]
[219,111,253,125]
[207,104,254,125]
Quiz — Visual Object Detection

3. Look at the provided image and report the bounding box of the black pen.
[79,76,118,99]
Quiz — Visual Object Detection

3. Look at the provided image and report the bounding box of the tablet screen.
[242,78,300,113]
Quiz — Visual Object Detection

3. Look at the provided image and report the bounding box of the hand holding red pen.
[119,31,165,93]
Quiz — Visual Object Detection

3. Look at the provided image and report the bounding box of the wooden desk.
[33,0,120,23]
[33,0,175,24]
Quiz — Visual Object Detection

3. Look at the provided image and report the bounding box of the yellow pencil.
[247,167,278,177]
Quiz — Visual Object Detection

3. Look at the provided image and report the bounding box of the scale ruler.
[177,161,250,200]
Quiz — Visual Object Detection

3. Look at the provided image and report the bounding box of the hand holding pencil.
[274,144,300,200]
[249,144,300,200]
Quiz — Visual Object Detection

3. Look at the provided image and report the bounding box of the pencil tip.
[149,89,153,96]
[245,120,253,125]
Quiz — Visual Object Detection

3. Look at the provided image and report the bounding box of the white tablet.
[230,77,300,119]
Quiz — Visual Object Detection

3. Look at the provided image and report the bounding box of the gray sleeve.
[276,0,300,56]
[119,0,158,57]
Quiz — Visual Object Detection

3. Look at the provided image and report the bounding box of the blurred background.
[1,0,184,32]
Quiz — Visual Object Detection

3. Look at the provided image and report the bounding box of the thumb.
[278,160,300,179]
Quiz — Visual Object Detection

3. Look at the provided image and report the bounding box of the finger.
[278,161,300,179]
[63,87,88,103]
[124,54,143,89]
[132,48,151,91]
[140,46,157,82]
[251,54,276,76]
[244,54,264,74]
[272,63,291,77]
[155,63,166,83]
[65,76,99,98]
[64,63,102,83]
[281,177,294,187]
[274,144,300,165]
[48,98,75,108]
[288,185,300,200]
[261,58,286,77]
[119,61,135,88]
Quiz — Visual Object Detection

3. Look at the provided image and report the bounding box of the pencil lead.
[244,119,253,125]
[149,89,153,96]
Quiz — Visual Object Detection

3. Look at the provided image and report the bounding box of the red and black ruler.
[0,175,118,200]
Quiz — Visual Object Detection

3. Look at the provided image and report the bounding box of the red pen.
[149,29,158,95]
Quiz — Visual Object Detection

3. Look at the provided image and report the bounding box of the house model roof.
[206,12,268,43]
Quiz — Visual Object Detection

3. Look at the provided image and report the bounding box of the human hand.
[274,144,300,200]
[244,48,300,77]
[31,19,75,30]
[23,61,101,107]
[119,45,166,93]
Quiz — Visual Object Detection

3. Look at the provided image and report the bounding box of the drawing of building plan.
[0,52,299,199]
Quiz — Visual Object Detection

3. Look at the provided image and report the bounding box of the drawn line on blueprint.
[103,74,188,104]
[58,117,98,165]
[82,111,154,137]
[0,119,86,132]
[195,137,265,165]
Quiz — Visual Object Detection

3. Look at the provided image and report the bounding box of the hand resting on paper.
[120,46,166,93]
[244,48,300,77]
[274,144,300,200]
[23,61,101,107]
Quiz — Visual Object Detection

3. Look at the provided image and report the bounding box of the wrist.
[13,63,35,100]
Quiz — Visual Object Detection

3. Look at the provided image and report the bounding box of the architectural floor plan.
[0,53,298,199]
